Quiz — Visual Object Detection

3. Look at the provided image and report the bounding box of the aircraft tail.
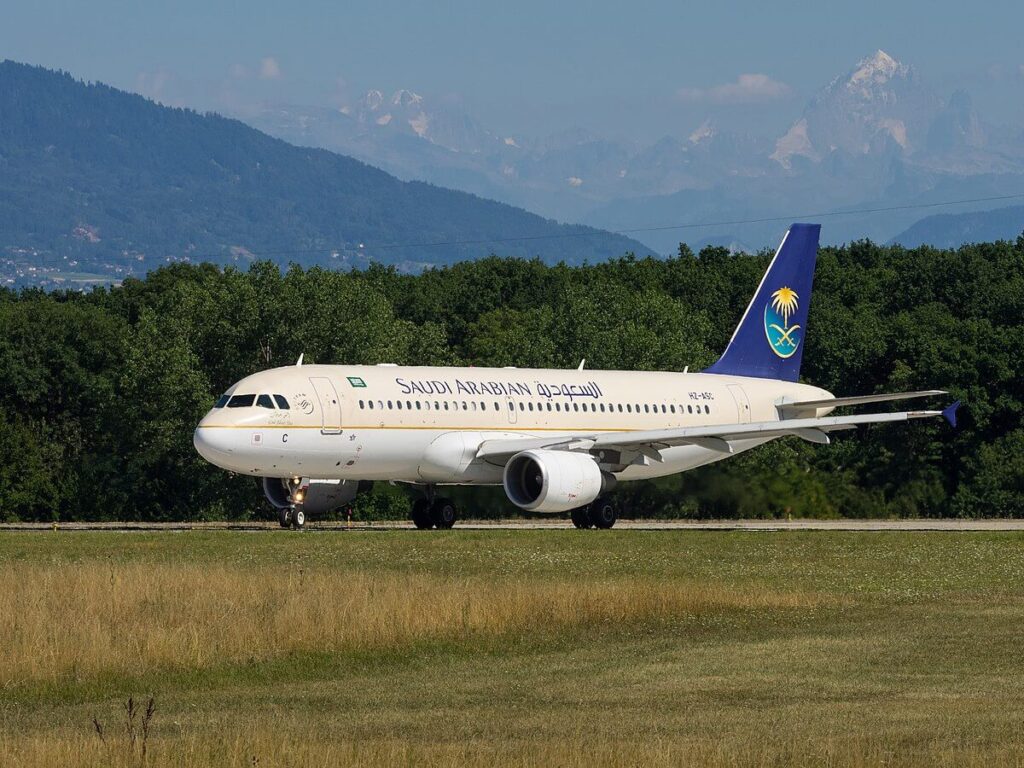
[704,223,821,382]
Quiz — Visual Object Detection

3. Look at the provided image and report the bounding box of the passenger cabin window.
[214,394,230,408]
[273,395,290,410]
[227,394,256,408]
[257,394,275,409]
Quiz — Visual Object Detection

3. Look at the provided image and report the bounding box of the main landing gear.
[411,491,458,530]
[570,497,617,529]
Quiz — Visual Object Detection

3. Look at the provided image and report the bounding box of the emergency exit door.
[309,377,343,434]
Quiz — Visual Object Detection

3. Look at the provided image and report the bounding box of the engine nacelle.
[262,478,367,514]
[503,449,614,514]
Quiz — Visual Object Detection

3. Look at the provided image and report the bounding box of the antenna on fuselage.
[577,359,586,370]
[296,353,304,366]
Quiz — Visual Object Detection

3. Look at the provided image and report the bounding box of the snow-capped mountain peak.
[688,119,716,145]
[848,50,907,87]
[391,89,423,108]
[773,49,940,166]
[361,90,385,111]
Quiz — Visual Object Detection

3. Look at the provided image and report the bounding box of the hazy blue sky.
[3,0,1022,140]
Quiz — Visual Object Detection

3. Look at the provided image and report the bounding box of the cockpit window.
[256,394,275,409]
[214,394,230,408]
[227,394,256,408]
[273,395,290,410]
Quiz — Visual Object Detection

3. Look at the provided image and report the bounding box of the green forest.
[2,235,1023,522]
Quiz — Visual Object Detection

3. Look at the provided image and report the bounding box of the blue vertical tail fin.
[704,223,820,382]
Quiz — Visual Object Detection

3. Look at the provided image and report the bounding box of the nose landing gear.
[277,505,306,529]
[277,478,308,530]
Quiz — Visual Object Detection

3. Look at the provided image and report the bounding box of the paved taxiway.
[2,519,1024,532]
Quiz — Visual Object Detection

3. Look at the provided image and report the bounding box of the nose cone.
[194,414,234,467]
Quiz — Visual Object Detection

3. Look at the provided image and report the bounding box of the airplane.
[193,223,959,529]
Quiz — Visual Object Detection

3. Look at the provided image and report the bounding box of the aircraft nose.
[193,419,234,466]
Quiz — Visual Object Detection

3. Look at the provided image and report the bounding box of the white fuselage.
[193,364,832,493]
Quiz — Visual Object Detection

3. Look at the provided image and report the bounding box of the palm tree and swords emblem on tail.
[764,286,801,358]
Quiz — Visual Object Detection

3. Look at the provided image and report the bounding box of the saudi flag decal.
[347,376,367,388]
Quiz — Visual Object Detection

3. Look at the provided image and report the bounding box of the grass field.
[1,530,1024,767]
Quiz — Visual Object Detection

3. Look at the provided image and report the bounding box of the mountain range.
[246,51,1024,252]
[0,62,647,288]
[890,205,1024,248]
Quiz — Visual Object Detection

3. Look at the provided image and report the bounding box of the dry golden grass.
[3,531,1024,768]
[4,726,1024,768]
[0,561,815,687]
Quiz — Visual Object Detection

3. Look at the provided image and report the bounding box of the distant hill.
[0,61,648,287]
[890,206,1024,248]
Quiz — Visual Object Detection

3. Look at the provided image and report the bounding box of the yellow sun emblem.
[770,286,799,327]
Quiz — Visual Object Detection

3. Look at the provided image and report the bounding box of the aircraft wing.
[475,402,960,463]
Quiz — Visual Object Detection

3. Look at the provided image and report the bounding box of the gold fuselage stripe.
[195,424,653,432]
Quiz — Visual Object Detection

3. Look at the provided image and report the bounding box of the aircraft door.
[726,384,752,423]
[505,396,517,424]
[310,376,343,434]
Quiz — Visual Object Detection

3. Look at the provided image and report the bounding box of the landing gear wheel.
[291,507,306,530]
[278,508,291,528]
[589,498,617,529]
[431,498,457,529]
[411,498,433,529]
[570,506,592,529]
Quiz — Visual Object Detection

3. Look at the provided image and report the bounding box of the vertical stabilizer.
[704,223,820,382]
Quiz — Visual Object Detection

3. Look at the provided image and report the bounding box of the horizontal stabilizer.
[779,390,947,415]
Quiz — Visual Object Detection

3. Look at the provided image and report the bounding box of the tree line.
[2,236,1022,522]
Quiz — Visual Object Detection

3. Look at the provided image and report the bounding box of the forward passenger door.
[310,377,343,434]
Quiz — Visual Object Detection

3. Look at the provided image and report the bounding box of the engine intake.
[503,449,614,514]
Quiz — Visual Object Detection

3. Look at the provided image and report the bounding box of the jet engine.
[503,449,615,513]
[261,477,368,514]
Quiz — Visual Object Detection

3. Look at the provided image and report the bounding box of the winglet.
[942,400,961,428]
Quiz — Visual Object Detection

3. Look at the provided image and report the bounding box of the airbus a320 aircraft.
[194,224,958,529]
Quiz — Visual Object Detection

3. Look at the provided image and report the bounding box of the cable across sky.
[186,192,1024,260]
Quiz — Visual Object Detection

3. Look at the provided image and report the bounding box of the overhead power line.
[185,192,1024,260]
